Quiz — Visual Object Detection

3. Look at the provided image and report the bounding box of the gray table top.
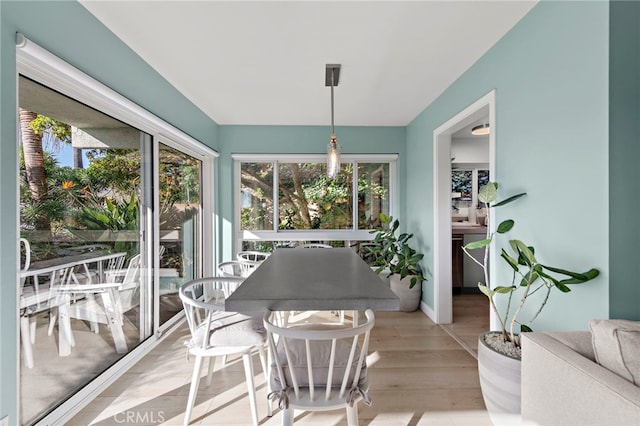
[225,248,399,312]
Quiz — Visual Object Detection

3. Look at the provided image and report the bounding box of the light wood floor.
[68,294,490,425]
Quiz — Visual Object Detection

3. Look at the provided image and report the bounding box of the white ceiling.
[79,1,537,127]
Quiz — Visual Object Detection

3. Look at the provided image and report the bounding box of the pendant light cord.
[330,69,335,139]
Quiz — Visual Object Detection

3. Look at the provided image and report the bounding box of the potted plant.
[463,182,600,423]
[367,213,427,312]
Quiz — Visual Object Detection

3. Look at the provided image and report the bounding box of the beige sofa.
[521,331,640,426]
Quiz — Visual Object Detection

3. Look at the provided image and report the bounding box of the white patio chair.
[19,263,72,368]
[263,309,375,425]
[20,238,31,277]
[70,251,127,286]
[47,251,127,335]
[179,277,270,426]
[56,253,142,354]
[237,250,271,263]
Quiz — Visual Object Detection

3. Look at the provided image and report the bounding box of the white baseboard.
[420,300,436,322]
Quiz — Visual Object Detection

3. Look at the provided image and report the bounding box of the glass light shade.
[327,137,341,178]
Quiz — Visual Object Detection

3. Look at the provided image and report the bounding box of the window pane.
[158,144,202,324]
[241,240,346,250]
[277,162,353,230]
[240,162,274,230]
[357,163,389,229]
[18,76,148,424]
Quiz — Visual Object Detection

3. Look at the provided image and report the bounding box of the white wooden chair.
[237,250,271,263]
[56,253,142,354]
[179,277,270,426]
[19,261,72,368]
[218,260,259,280]
[70,251,127,288]
[263,309,375,425]
[20,238,31,277]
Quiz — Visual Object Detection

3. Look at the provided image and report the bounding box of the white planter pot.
[389,274,421,312]
[376,268,391,285]
[477,331,522,425]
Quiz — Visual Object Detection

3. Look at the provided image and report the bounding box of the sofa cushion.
[589,319,640,385]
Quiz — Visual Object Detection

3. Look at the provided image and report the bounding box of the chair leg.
[48,308,57,336]
[100,291,128,353]
[57,297,74,355]
[206,356,215,387]
[257,345,272,417]
[242,352,259,426]
[20,316,34,369]
[184,355,204,426]
[29,318,37,344]
[281,407,294,426]
[346,402,359,426]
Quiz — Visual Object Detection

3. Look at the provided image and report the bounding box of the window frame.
[233,153,398,248]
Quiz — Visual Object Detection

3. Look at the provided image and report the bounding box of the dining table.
[20,250,127,365]
[21,250,127,282]
[225,247,399,313]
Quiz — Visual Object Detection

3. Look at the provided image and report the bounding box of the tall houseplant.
[463,182,600,353]
[367,213,426,311]
[462,182,600,421]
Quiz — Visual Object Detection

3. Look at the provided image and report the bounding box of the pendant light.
[326,64,341,178]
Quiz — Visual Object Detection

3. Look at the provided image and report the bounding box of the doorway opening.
[432,91,495,340]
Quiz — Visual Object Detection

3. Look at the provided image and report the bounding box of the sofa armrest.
[522,332,640,426]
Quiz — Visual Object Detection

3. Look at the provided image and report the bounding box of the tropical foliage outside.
[240,161,389,233]
[19,109,198,270]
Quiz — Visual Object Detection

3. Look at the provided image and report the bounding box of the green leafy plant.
[75,195,138,232]
[367,213,426,289]
[462,182,600,348]
[72,194,139,256]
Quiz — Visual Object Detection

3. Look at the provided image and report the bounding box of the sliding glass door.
[16,41,215,424]
[18,76,151,424]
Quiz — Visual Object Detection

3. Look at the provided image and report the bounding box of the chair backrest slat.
[325,338,337,400]
[305,339,314,401]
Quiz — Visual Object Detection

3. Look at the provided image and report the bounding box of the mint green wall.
[217,125,406,261]
[407,1,611,330]
[0,3,20,421]
[609,0,640,320]
[0,1,217,422]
